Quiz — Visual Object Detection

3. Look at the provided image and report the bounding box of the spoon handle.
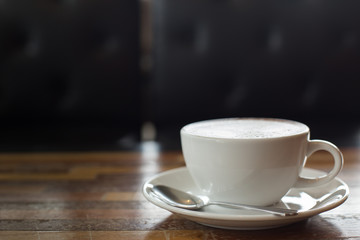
[210,201,298,217]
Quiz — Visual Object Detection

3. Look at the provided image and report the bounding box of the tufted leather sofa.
[0,0,140,149]
[1,0,359,150]
[151,0,360,131]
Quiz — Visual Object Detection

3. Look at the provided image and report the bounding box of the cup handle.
[293,140,343,188]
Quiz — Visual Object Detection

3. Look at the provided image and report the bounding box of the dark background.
[0,0,359,151]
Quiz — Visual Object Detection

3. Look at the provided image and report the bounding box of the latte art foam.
[182,119,308,139]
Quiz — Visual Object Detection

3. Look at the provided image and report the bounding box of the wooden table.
[0,146,359,239]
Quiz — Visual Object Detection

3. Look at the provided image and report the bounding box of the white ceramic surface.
[180,118,343,206]
[143,167,349,230]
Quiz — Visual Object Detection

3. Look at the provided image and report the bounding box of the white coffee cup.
[180,118,343,206]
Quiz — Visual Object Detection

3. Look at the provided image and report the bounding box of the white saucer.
[142,167,349,230]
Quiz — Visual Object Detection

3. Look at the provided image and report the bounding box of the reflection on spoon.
[281,186,348,211]
[148,185,298,217]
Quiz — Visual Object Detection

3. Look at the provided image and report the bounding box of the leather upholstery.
[151,0,360,127]
[0,0,140,126]
[0,0,140,149]
[1,0,359,149]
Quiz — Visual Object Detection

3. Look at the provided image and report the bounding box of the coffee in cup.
[180,118,343,206]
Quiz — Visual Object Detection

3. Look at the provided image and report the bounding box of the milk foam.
[182,118,308,139]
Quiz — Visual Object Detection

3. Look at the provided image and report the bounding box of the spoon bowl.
[149,185,298,217]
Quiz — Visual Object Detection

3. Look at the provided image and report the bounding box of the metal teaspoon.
[149,185,298,217]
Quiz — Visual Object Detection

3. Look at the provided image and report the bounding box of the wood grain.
[0,149,358,239]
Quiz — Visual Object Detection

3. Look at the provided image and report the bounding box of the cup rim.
[180,118,310,141]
